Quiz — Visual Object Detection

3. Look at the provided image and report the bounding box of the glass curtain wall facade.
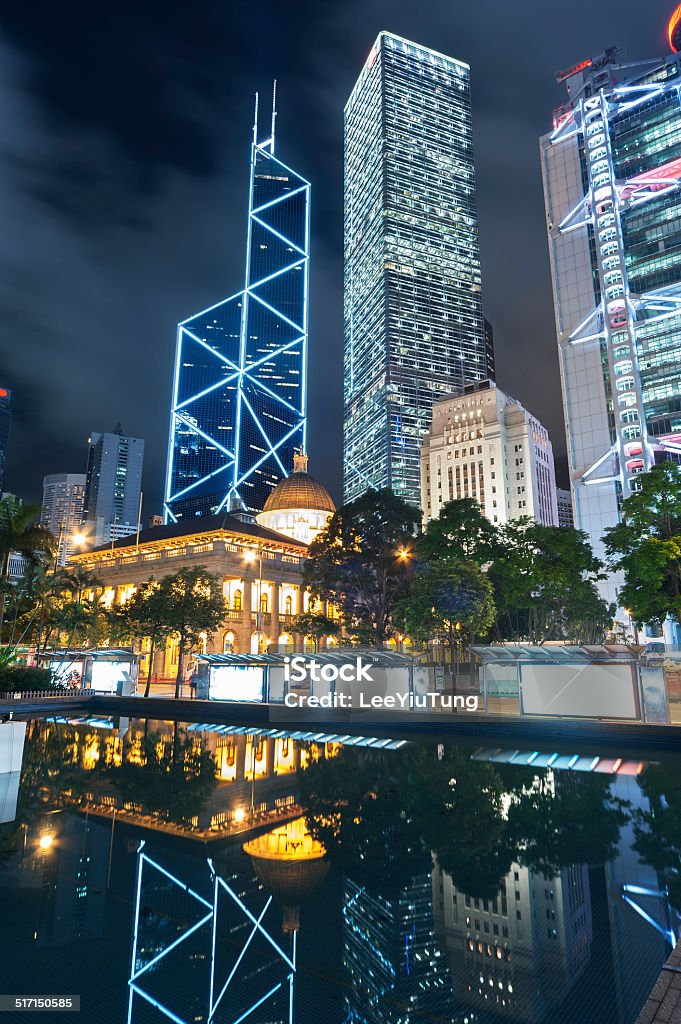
[343,32,488,506]
[541,51,681,593]
[0,388,11,494]
[165,125,309,522]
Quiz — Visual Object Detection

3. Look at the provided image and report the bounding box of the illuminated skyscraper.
[541,37,681,599]
[83,424,144,546]
[165,98,309,521]
[0,387,11,494]
[343,33,488,505]
[41,473,86,565]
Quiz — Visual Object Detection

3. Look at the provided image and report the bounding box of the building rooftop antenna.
[270,79,277,154]
[253,91,259,148]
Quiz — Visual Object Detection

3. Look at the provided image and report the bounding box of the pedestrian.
[189,670,198,699]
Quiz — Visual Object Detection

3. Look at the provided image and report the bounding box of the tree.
[488,518,611,643]
[158,566,228,698]
[604,462,681,627]
[396,559,494,662]
[417,498,497,566]
[290,611,340,652]
[304,488,419,646]
[0,495,55,641]
[116,579,174,696]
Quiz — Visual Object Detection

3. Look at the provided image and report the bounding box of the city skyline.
[0,3,677,511]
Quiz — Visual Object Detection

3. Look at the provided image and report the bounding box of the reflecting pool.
[0,716,679,1023]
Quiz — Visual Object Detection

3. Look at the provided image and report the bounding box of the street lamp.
[38,833,54,851]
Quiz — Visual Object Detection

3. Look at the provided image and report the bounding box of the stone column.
[271,581,280,646]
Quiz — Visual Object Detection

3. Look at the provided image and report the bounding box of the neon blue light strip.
[242,333,304,377]
[251,183,308,217]
[127,842,146,1024]
[210,897,273,1018]
[249,291,304,335]
[172,415,235,459]
[164,327,184,520]
[132,910,213,982]
[239,392,288,477]
[174,375,238,412]
[250,214,306,256]
[234,422,303,489]
[217,877,295,970]
[179,288,245,326]
[622,895,675,946]
[243,369,304,417]
[168,461,233,504]
[128,983,188,1024]
[142,853,213,909]
[229,982,285,1024]
[180,327,242,372]
[246,255,306,296]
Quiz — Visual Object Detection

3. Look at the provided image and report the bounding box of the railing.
[0,689,89,701]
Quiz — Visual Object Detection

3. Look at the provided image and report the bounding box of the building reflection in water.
[3,720,681,1023]
[244,816,329,933]
[432,859,592,1022]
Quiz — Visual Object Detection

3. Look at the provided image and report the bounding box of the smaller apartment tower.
[83,425,144,546]
[421,380,558,528]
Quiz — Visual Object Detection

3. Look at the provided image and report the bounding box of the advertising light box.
[50,660,85,689]
[90,661,128,694]
[209,666,264,702]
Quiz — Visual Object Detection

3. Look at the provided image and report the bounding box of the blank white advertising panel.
[209,666,264,702]
[520,663,638,719]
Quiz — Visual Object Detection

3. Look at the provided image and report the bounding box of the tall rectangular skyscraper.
[541,46,681,595]
[0,388,11,494]
[41,473,86,565]
[343,33,488,506]
[83,425,144,546]
[164,109,309,521]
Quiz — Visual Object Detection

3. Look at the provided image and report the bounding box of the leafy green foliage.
[0,664,53,693]
[304,488,419,645]
[417,498,497,565]
[488,518,611,643]
[396,559,494,659]
[299,744,630,902]
[289,611,339,651]
[604,462,681,626]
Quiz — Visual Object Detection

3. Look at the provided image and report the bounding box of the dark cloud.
[0,0,675,507]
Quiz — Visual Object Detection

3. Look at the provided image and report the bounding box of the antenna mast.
[270,79,277,153]
[252,91,259,147]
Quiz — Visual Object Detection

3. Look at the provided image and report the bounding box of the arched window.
[260,592,269,614]
[223,631,235,653]
[233,589,242,611]
[285,594,293,616]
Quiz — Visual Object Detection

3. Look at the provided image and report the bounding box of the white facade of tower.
[421,381,558,528]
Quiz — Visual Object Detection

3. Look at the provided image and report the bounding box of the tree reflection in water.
[11,719,217,829]
[298,744,630,901]
[633,761,681,912]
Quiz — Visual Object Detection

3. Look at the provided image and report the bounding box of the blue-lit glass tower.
[165,103,309,521]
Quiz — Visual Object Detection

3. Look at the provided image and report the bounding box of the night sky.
[0,0,675,514]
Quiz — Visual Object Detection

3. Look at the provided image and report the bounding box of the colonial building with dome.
[257,452,335,545]
[69,455,338,680]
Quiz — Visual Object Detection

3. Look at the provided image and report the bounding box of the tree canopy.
[604,462,681,626]
[304,488,419,645]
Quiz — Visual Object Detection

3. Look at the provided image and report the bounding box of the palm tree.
[58,563,102,604]
[0,495,55,641]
